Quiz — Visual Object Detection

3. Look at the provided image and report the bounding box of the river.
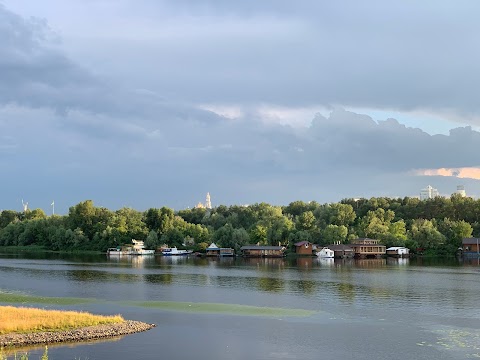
[0,253,479,359]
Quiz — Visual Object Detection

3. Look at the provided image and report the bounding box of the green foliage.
[315,203,356,227]
[144,207,175,235]
[296,211,316,231]
[322,224,348,244]
[409,219,446,250]
[1,195,480,256]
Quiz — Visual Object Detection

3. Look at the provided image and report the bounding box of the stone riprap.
[0,320,155,347]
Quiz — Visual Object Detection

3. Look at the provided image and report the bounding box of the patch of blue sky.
[349,108,475,135]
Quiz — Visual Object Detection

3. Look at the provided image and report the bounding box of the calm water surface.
[1,253,479,360]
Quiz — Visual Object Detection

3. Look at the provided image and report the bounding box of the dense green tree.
[144,207,174,235]
[250,224,268,245]
[437,218,473,249]
[296,211,316,231]
[0,210,20,229]
[284,201,312,217]
[25,209,47,221]
[177,207,207,225]
[267,216,294,246]
[68,200,96,233]
[315,203,356,227]
[288,230,312,245]
[213,223,234,247]
[144,230,159,249]
[357,209,394,240]
[409,219,446,250]
[160,228,184,248]
[322,224,348,244]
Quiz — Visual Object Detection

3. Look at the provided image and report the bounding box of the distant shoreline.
[0,320,155,348]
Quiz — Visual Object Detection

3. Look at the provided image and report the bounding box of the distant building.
[205,192,212,209]
[194,192,213,209]
[420,185,439,200]
[456,185,466,197]
[294,241,314,255]
[349,238,386,258]
[194,202,205,209]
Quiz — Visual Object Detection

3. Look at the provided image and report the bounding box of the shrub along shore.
[0,306,155,347]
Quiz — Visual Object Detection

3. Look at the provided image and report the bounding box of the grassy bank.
[0,246,102,255]
[0,306,124,335]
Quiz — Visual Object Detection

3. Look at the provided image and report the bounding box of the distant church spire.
[205,192,212,209]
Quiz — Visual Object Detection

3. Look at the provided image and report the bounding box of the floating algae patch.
[123,301,316,317]
[0,290,93,305]
[422,326,480,358]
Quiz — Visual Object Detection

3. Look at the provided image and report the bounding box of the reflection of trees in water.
[459,257,480,266]
[296,257,313,270]
[243,257,286,271]
[292,280,316,294]
[336,282,356,302]
[353,258,387,268]
[68,270,140,283]
[257,277,285,292]
[144,273,174,284]
[411,257,463,267]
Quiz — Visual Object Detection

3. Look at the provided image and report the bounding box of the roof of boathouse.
[240,245,285,250]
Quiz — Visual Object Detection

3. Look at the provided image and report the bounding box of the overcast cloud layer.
[1,2,479,213]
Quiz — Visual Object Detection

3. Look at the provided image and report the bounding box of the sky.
[1,0,480,214]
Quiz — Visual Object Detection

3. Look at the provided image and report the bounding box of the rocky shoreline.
[0,320,156,347]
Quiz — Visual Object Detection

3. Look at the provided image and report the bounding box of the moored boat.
[161,247,193,256]
[107,239,155,255]
[316,247,334,258]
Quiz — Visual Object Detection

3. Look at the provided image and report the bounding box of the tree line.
[0,195,479,255]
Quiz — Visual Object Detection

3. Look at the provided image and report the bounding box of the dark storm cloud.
[1,3,480,212]
[101,0,480,122]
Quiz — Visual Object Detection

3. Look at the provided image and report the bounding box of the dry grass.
[0,306,124,335]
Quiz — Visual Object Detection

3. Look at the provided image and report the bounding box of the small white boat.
[316,247,334,258]
[161,247,193,256]
[108,239,155,256]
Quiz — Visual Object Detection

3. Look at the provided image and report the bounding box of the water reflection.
[257,277,285,292]
[107,254,155,267]
[386,257,409,266]
[2,253,480,360]
[316,258,335,267]
[354,258,387,268]
[458,257,480,267]
[295,257,314,270]
[243,257,286,270]
[0,334,124,357]
[291,279,316,294]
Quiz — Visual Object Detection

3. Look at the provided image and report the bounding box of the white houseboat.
[107,239,155,256]
[161,247,193,256]
[386,247,410,258]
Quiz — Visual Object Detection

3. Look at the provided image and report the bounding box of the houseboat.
[107,239,155,255]
[386,246,410,258]
[316,247,334,258]
[349,238,386,258]
[240,245,286,258]
[206,242,220,256]
[327,244,355,258]
[161,247,193,256]
[460,238,480,257]
[294,241,314,256]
